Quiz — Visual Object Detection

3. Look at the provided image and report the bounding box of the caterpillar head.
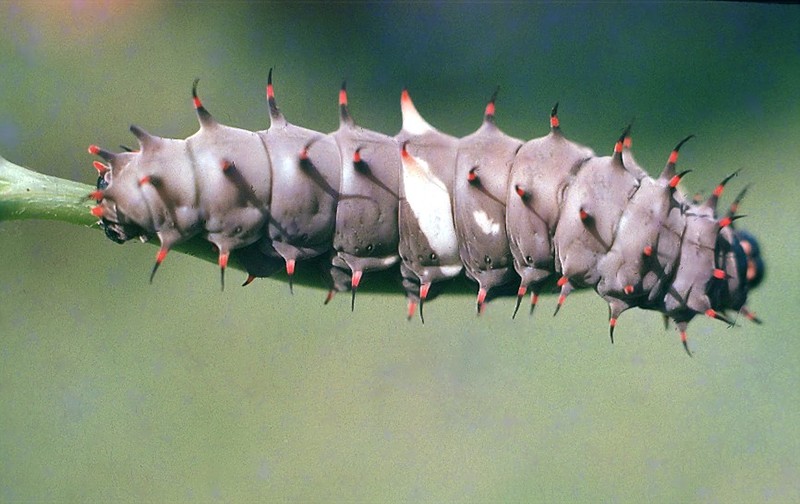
[735,229,765,289]
[89,145,155,244]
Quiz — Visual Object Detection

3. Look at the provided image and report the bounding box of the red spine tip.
[557,276,568,287]
[557,294,566,305]
[401,89,410,103]
[401,142,411,160]
[192,96,202,109]
[467,167,478,183]
[484,101,495,117]
[88,145,100,155]
[351,270,363,289]
[299,147,309,160]
[623,285,634,295]
[713,184,725,198]
[218,252,229,269]
[643,245,653,257]
[477,288,487,305]
[286,259,296,276]
[705,309,717,318]
[623,136,632,149]
[90,205,104,217]
[406,300,417,320]
[713,268,726,279]
[517,286,527,297]
[609,317,617,327]
[579,209,589,221]
[92,161,109,175]
[719,216,732,228]
[353,149,362,164]
[221,160,233,172]
[614,140,623,154]
[88,190,104,201]
[339,88,347,106]
[668,150,679,165]
[668,174,682,188]
[532,293,539,305]
[419,282,431,300]
[155,248,168,264]
[515,185,527,199]
[138,175,151,186]
[550,115,560,129]
[266,83,274,100]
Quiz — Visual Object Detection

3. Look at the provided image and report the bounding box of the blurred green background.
[1,2,798,502]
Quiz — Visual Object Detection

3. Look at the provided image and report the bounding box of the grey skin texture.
[329,83,401,308]
[453,94,523,312]
[395,90,462,318]
[595,138,692,323]
[553,130,639,309]
[261,77,341,287]
[89,76,762,353]
[505,106,594,316]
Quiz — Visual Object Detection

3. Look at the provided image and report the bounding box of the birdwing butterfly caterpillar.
[88,70,764,354]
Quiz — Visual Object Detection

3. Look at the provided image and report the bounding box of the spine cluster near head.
[89,71,764,354]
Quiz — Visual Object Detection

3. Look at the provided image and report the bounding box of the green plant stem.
[0,154,98,226]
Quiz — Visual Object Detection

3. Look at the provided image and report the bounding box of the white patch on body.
[401,152,458,259]
[473,210,501,235]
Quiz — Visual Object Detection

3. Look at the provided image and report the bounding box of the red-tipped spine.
[467,167,479,184]
[266,68,275,100]
[669,170,692,189]
[149,247,169,284]
[406,300,417,321]
[218,251,229,291]
[550,103,560,129]
[476,287,487,315]
[512,284,526,319]
[286,258,296,294]
[92,161,109,175]
[484,86,498,121]
[681,331,691,356]
[418,282,431,324]
[350,270,363,312]
[623,136,632,149]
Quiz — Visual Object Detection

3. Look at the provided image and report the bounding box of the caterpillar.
[87,71,765,354]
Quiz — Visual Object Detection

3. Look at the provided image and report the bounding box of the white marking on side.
[401,152,458,259]
[437,265,463,277]
[473,210,501,235]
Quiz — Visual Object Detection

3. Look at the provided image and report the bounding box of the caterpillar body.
[88,72,764,354]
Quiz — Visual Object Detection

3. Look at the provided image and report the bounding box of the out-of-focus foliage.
[0,3,798,502]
